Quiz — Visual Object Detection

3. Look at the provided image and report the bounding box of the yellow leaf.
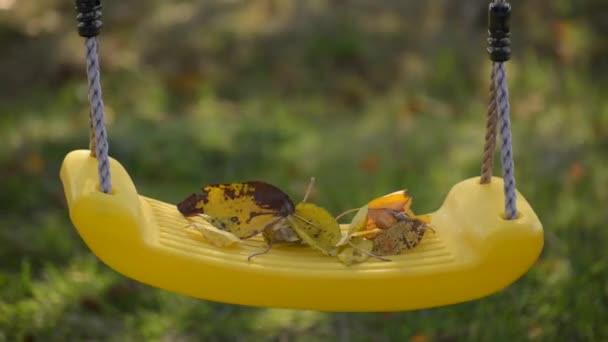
[336,205,369,246]
[185,222,242,248]
[351,228,382,238]
[177,181,295,238]
[337,238,373,266]
[288,203,341,256]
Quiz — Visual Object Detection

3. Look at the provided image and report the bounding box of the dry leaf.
[185,221,242,248]
[336,205,369,246]
[372,218,429,256]
[337,238,374,266]
[288,202,342,256]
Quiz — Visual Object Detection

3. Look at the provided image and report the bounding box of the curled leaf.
[368,189,414,214]
[367,208,401,230]
[262,220,302,245]
[336,205,369,246]
[366,189,416,230]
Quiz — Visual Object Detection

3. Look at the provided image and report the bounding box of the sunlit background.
[1,0,606,340]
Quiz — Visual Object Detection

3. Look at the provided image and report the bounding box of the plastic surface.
[60,150,544,312]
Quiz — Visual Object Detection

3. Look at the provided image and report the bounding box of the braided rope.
[480,65,499,184]
[480,0,518,219]
[494,62,517,219]
[85,37,112,194]
[88,117,96,155]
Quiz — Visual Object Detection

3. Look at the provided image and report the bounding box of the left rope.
[76,0,112,194]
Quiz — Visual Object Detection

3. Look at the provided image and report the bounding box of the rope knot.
[76,0,103,38]
[487,1,511,62]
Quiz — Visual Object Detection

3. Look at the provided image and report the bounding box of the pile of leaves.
[177,180,432,265]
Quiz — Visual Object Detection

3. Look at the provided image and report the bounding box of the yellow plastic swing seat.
[60,150,543,312]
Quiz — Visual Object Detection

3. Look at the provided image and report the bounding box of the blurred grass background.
[0,0,607,341]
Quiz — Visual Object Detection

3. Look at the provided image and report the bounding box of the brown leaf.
[372,218,429,256]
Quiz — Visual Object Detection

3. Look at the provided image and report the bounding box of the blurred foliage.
[0,0,607,341]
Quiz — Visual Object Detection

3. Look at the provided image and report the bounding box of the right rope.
[495,62,517,219]
[482,0,518,220]
[76,0,112,194]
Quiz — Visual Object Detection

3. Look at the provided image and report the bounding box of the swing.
[61,0,543,312]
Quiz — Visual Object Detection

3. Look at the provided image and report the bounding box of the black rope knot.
[76,0,103,38]
[487,1,511,62]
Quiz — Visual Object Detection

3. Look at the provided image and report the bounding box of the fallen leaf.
[337,238,373,266]
[336,205,369,246]
[288,202,342,256]
[372,218,429,256]
[185,221,242,248]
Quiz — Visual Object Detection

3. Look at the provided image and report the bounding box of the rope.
[85,37,112,194]
[480,65,498,184]
[494,62,517,219]
[88,116,96,155]
[481,0,518,219]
